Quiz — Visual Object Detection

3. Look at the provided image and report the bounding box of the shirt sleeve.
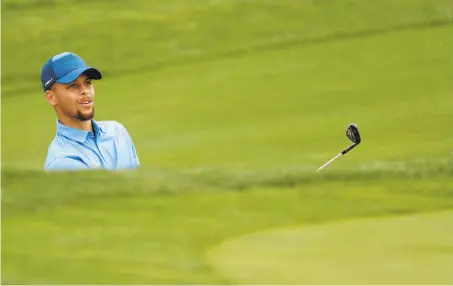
[118,122,140,168]
[45,157,89,171]
[131,140,140,167]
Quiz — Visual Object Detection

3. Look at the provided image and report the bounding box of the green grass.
[207,210,453,284]
[3,171,453,284]
[2,0,453,284]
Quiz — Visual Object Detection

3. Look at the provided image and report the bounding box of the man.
[41,52,140,171]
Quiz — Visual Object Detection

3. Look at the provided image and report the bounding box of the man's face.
[46,74,95,121]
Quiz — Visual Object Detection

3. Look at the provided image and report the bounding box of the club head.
[346,123,361,144]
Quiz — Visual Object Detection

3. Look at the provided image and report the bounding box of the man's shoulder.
[47,133,68,149]
[44,136,79,168]
[46,133,81,156]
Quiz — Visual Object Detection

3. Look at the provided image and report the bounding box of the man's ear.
[45,89,57,106]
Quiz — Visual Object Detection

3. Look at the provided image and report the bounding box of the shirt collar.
[56,119,104,143]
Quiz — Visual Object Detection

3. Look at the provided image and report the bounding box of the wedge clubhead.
[317,123,362,171]
[346,123,361,144]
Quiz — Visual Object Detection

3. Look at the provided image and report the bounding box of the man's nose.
[80,84,88,95]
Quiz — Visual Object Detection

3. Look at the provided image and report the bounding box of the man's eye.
[85,81,92,86]
[68,84,76,89]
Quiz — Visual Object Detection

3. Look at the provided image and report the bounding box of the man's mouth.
[80,99,93,106]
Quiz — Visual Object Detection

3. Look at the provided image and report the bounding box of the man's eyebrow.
[68,78,91,84]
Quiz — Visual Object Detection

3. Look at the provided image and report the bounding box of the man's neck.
[59,117,93,132]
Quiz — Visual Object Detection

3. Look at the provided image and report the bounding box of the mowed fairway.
[207,210,453,284]
[2,0,452,284]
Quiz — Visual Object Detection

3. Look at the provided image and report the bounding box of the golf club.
[316,123,361,171]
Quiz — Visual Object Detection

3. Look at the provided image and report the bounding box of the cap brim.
[56,67,102,84]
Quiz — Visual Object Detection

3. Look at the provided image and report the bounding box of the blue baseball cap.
[41,52,102,92]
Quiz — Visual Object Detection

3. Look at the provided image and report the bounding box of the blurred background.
[2,0,452,284]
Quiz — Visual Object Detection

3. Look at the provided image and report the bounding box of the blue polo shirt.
[44,120,140,171]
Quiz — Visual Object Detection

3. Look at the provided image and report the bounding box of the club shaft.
[317,152,342,171]
[317,143,358,171]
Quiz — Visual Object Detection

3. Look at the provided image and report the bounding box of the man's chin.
[75,110,95,121]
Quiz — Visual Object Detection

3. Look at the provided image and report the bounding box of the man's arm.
[131,140,140,167]
[118,122,140,168]
[45,156,88,172]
